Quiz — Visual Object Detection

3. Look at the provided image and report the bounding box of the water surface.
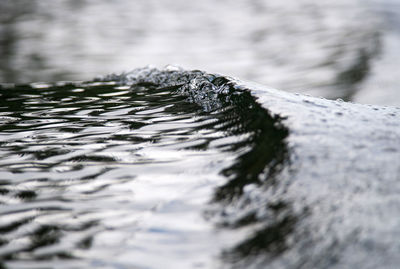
[0,69,291,268]
[2,0,398,104]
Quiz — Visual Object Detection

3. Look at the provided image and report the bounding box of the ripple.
[0,69,290,268]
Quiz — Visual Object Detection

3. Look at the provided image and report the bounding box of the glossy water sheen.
[2,0,396,104]
[0,71,290,269]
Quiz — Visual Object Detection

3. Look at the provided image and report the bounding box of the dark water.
[0,69,293,268]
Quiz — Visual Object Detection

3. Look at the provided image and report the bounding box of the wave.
[1,67,400,268]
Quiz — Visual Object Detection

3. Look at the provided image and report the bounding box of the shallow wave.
[0,67,293,269]
[1,67,400,269]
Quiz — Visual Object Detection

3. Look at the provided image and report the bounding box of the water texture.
[0,68,293,268]
[1,67,400,269]
[2,0,397,104]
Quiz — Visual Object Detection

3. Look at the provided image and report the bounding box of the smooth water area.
[2,0,400,105]
[0,70,290,268]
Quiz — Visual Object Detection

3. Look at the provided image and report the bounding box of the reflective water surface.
[0,69,295,268]
[2,0,400,105]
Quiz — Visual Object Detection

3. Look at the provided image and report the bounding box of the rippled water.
[1,67,400,268]
[0,69,292,268]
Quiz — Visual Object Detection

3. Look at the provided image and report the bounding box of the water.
[2,0,400,105]
[353,0,400,105]
[1,67,400,268]
[1,0,400,267]
[0,68,292,268]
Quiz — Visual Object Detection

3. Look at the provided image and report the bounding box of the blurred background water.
[1,0,399,105]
